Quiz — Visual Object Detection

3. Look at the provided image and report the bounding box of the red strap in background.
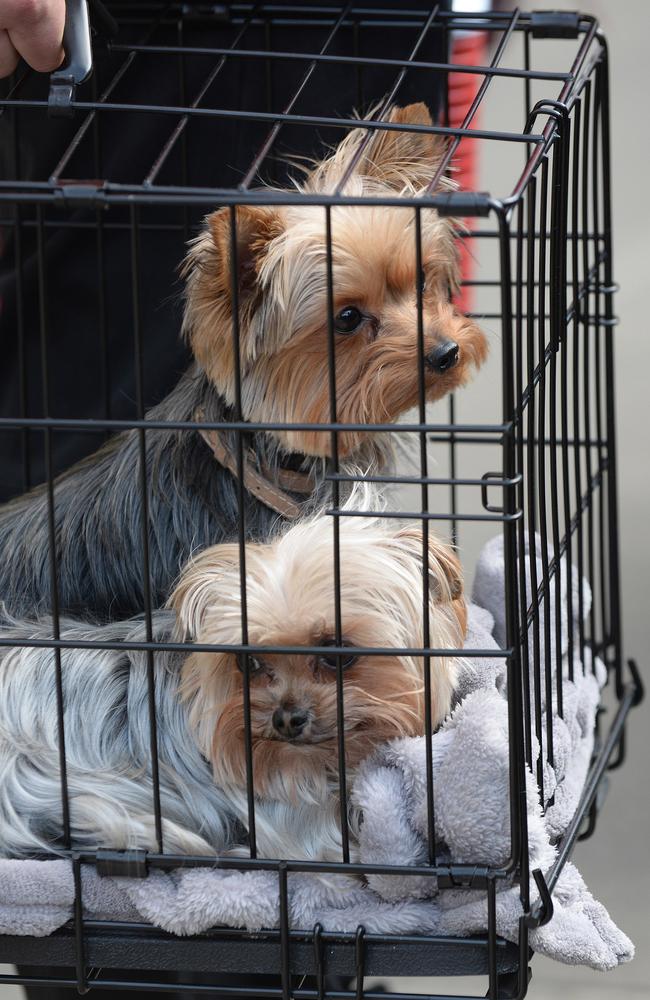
[448,29,489,313]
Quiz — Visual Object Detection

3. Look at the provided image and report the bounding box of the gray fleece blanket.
[0,535,633,971]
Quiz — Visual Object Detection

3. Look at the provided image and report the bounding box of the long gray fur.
[0,611,237,856]
[0,364,365,621]
[0,611,348,861]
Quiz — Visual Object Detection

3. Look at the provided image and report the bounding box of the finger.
[8,0,65,74]
[0,28,20,78]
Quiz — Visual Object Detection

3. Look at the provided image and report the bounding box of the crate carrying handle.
[48,0,93,117]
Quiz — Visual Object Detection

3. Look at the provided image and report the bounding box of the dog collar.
[194,410,316,520]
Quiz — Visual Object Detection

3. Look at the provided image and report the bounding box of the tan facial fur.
[182,103,488,458]
[171,515,466,806]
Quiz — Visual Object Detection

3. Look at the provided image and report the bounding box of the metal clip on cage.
[0,3,643,999]
[48,0,93,116]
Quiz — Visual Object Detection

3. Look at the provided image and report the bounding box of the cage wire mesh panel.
[0,3,642,998]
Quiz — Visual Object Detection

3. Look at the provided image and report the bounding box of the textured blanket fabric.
[0,536,633,970]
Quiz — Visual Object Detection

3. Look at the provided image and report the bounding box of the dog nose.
[272,706,310,739]
[426,340,459,373]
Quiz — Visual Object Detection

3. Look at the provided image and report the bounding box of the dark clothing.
[3,2,450,996]
[0,2,450,501]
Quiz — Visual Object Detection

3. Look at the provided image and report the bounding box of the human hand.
[0,0,65,78]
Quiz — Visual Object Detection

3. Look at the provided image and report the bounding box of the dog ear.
[181,205,284,373]
[391,525,464,604]
[392,525,467,640]
[306,103,447,193]
[169,543,244,640]
[206,205,284,302]
[358,103,447,190]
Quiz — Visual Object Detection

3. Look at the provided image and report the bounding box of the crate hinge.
[531,12,581,39]
[438,866,491,890]
[435,192,492,218]
[181,3,231,22]
[95,848,149,878]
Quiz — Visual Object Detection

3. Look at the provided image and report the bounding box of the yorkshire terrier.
[0,102,486,621]
[0,513,466,861]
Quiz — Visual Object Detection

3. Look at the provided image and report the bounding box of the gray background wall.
[386,1,650,997]
[483,3,650,997]
[519,2,650,993]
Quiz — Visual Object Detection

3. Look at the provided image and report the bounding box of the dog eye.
[239,655,266,676]
[334,306,364,335]
[318,641,358,670]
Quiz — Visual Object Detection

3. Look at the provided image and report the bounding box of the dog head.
[171,513,466,805]
[182,103,488,458]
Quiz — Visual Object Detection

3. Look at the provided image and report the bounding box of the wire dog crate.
[0,2,643,998]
